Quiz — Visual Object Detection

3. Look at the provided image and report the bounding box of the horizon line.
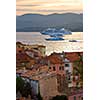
[16,12,83,16]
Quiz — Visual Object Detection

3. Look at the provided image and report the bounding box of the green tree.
[37,92,43,100]
[16,77,25,93]
[16,77,32,97]
[73,53,83,87]
[22,81,32,97]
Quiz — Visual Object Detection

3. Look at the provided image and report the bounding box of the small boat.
[45,37,64,41]
[69,40,78,42]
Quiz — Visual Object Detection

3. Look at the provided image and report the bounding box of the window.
[21,63,25,66]
[59,66,62,70]
[68,76,71,80]
[74,96,76,100]
[62,66,64,70]
[65,63,69,67]
[79,96,81,100]
[81,97,83,100]
[34,48,38,50]
[53,66,56,71]
[66,70,69,74]
[19,50,22,53]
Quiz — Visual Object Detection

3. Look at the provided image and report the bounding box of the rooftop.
[16,52,34,62]
[43,53,63,64]
[65,52,83,62]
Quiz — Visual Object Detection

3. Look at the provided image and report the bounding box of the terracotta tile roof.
[16,52,33,63]
[16,69,28,75]
[32,71,57,80]
[16,42,23,45]
[41,53,63,64]
[25,49,40,53]
[31,64,43,69]
[32,44,46,47]
[37,45,46,47]
[16,47,23,51]
[65,52,83,62]
[49,53,63,64]
[16,61,22,67]
[16,42,26,46]
[21,70,35,78]
[37,53,63,65]
[25,49,34,52]
[16,47,25,54]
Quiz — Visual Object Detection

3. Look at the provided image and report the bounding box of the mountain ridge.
[16,13,83,32]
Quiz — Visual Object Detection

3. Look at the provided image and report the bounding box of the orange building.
[16,42,46,57]
[41,53,66,76]
[16,51,35,69]
[64,52,83,87]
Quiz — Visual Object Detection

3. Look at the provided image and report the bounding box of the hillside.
[16,13,83,32]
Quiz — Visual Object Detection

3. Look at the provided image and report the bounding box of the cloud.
[16,0,82,15]
[16,9,33,11]
[17,0,28,2]
[17,0,32,1]
[16,4,40,7]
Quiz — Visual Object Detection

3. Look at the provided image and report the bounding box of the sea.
[16,32,83,55]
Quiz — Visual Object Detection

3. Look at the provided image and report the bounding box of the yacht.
[41,28,56,35]
[49,32,63,37]
[59,28,72,35]
[41,28,72,36]
[45,37,64,41]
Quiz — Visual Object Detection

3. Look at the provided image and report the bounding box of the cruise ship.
[59,28,72,35]
[49,32,63,37]
[41,28,56,35]
[41,28,72,36]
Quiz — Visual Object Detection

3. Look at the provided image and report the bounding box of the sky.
[16,0,83,15]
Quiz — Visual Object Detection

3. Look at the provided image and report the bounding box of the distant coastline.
[16,29,83,32]
[17,12,83,17]
[16,13,83,32]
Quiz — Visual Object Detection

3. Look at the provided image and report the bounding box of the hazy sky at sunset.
[16,0,83,15]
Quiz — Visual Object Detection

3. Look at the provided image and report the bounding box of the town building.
[16,42,46,57]
[64,52,83,87]
[16,51,35,69]
[41,53,66,76]
[16,48,83,100]
[31,72,69,100]
[68,88,83,100]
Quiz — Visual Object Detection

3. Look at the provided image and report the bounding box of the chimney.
[48,60,51,69]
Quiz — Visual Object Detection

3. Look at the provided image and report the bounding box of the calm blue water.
[16,32,83,55]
